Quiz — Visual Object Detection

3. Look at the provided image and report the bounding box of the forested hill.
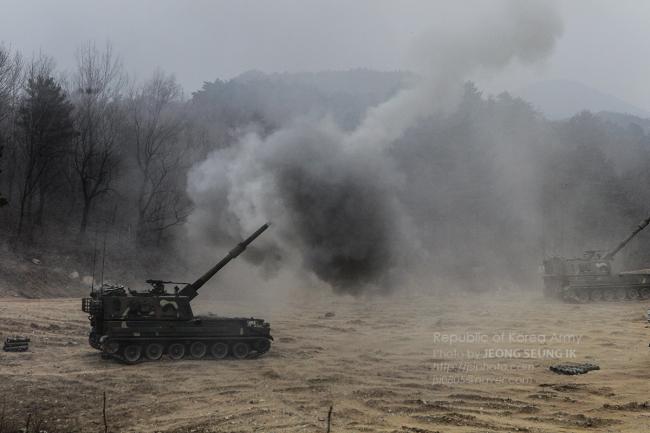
[190,69,410,139]
[2,43,650,296]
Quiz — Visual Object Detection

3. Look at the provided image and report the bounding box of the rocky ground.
[0,292,648,432]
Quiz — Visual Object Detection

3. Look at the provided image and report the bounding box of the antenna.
[99,226,108,291]
[90,228,99,294]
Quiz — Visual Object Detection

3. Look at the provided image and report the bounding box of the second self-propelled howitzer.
[543,217,650,302]
[82,223,272,363]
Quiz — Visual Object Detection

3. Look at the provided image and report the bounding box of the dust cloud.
[186,0,564,295]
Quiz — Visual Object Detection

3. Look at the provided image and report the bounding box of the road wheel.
[104,340,119,355]
[614,288,627,301]
[145,343,164,361]
[626,287,640,300]
[168,343,186,360]
[589,288,603,301]
[639,287,650,300]
[210,342,228,359]
[123,345,142,363]
[563,288,588,303]
[89,332,100,349]
[190,342,207,359]
[255,339,271,354]
[232,342,250,360]
[602,290,616,302]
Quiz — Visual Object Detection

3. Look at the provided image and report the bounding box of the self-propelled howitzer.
[82,223,272,363]
[542,217,650,302]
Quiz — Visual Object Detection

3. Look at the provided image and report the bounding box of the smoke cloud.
[186,0,564,295]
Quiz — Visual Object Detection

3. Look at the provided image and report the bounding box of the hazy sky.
[1,0,649,110]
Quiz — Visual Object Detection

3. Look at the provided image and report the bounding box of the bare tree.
[0,145,8,207]
[0,44,23,208]
[127,70,191,246]
[0,44,23,122]
[70,42,125,235]
[15,57,76,237]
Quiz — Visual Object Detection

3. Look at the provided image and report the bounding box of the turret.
[603,216,650,260]
[178,223,270,300]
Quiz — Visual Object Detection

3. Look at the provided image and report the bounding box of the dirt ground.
[0,292,648,433]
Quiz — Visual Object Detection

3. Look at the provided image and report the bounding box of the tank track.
[560,286,650,303]
[100,337,272,364]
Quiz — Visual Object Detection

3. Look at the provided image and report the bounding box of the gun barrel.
[603,216,650,260]
[179,223,270,300]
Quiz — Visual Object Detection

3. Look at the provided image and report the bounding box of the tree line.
[0,43,192,248]
[0,44,407,261]
[2,40,650,286]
